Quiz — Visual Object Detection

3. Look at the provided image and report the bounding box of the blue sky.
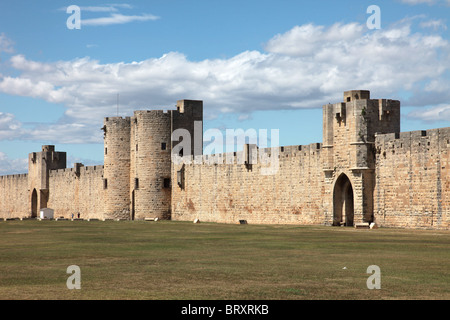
[0,0,450,174]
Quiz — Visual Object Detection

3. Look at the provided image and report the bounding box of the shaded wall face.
[171,100,203,158]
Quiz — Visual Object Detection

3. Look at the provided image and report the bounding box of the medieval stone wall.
[171,143,325,225]
[0,91,448,230]
[374,128,450,229]
[0,174,29,219]
[47,165,105,220]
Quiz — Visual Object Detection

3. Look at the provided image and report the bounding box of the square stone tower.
[322,90,400,225]
[171,99,203,158]
[28,145,66,217]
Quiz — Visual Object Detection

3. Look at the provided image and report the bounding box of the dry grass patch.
[0,220,448,300]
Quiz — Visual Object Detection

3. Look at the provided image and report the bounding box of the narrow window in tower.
[105,148,107,155]
[103,179,108,189]
[163,178,171,189]
[161,142,167,150]
[136,144,138,152]
[177,170,185,189]
[135,178,139,190]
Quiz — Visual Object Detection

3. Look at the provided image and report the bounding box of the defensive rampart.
[374,128,450,229]
[47,165,105,220]
[0,174,29,219]
[171,143,325,224]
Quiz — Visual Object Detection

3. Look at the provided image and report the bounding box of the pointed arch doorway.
[333,174,354,226]
[31,189,38,218]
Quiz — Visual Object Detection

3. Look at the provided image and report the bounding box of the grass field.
[0,220,448,300]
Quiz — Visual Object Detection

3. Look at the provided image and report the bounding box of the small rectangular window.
[135,178,139,189]
[105,148,107,155]
[136,144,138,152]
[161,142,167,150]
[103,179,108,189]
[163,178,171,189]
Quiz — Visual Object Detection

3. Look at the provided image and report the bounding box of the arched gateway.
[31,189,38,218]
[333,174,354,226]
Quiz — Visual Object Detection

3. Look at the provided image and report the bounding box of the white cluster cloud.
[420,19,448,30]
[0,33,14,54]
[0,112,23,140]
[408,104,450,122]
[0,152,28,175]
[62,4,160,27]
[82,13,160,26]
[0,151,100,176]
[78,4,133,13]
[400,0,436,4]
[0,18,449,146]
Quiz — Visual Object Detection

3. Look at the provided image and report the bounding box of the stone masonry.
[0,92,448,229]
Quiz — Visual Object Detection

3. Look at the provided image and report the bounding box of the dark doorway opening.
[31,189,38,218]
[333,174,354,226]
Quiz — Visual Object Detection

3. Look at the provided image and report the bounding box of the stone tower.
[171,100,203,157]
[322,90,400,226]
[130,110,172,220]
[102,99,203,220]
[28,145,66,217]
[102,116,131,220]
[130,100,203,220]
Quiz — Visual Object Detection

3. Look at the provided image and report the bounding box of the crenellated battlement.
[1,90,448,229]
[172,142,323,167]
[50,165,104,175]
[0,173,28,180]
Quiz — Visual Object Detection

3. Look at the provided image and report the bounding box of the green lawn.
[0,220,448,300]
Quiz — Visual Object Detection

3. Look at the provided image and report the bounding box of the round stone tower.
[130,110,172,220]
[102,116,131,220]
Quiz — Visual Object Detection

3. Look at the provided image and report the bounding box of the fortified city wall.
[47,164,105,220]
[374,128,450,229]
[0,91,448,229]
[0,173,28,219]
[171,143,325,225]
